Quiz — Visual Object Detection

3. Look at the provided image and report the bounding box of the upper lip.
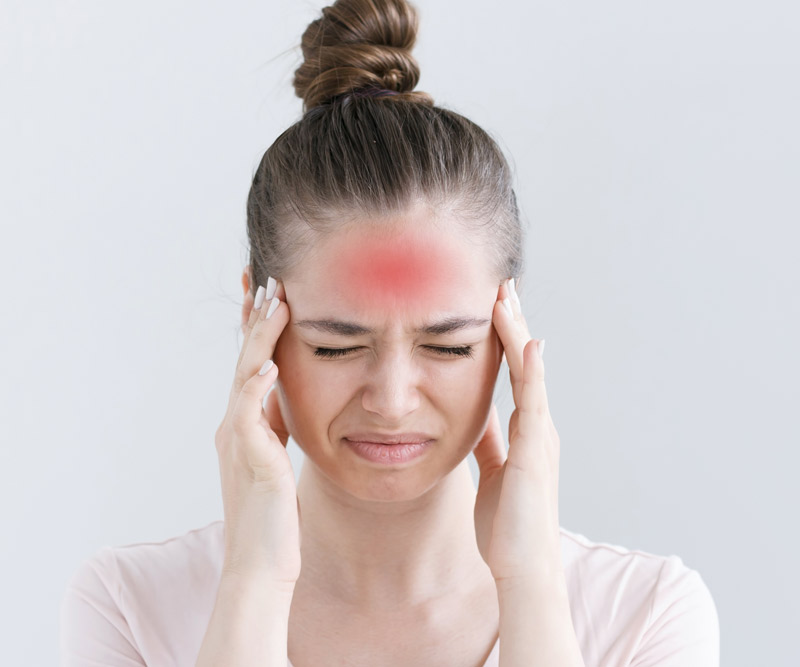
[345,432,435,445]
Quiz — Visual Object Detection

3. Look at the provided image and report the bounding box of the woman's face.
[270,211,506,500]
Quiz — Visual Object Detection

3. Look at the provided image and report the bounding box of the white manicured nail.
[258,359,274,376]
[266,276,277,300]
[502,298,513,317]
[254,285,266,310]
[266,297,280,319]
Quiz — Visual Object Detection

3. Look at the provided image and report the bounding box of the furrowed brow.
[294,316,491,337]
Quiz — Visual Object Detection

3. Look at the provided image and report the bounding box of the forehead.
[298,218,492,313]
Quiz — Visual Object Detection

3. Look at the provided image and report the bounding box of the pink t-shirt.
[59,520,719,666]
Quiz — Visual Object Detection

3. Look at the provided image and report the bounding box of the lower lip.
[344,439,433,465]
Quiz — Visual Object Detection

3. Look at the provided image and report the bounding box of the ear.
[264,387,291,448]
[241,266,254,333]
[242,265,252,293]
[472,402,506,476]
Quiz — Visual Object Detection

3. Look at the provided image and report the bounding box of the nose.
[360,353,421,422]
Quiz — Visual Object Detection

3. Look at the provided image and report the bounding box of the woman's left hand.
[473,278,563,583]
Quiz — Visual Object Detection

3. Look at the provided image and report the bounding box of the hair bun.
[293,0,433,111]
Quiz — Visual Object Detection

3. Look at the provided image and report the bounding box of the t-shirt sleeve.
[630,555,720,667]
[59,548,146,667]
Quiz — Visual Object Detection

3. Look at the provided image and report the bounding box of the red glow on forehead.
[328,229,462,313]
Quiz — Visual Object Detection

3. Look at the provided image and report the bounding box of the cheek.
[271,339,318,402]
[273,360,334,440]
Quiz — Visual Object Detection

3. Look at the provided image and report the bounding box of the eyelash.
[313,345,475,360]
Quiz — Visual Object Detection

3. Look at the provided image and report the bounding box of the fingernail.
[538,339,546,358]
[266,297,280,319]
[502,297,513,317]
[258,359,274,376]
[254,285,266,310]
[266,276,277,300]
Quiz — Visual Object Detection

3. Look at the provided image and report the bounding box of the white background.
[2,0,798,665]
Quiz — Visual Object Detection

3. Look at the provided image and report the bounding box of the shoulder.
[106,519,225,587]
[71,519,225,606]
[61,520,225,666]
[558,526,719,666]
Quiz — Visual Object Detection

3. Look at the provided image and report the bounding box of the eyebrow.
[294,316,491,337]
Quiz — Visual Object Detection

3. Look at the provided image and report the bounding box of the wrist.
[220,568,297,601]
[494,568,568,600]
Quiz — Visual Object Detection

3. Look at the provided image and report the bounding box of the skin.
[239,205,522,618]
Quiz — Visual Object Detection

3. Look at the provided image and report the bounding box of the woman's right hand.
[213,278,300,589]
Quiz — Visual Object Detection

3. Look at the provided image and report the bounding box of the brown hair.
[245,0,525,294]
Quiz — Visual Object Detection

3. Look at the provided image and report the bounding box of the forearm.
[496,573,585,667]
[196,573,295,667]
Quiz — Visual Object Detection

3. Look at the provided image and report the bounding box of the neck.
[294,458,491,611]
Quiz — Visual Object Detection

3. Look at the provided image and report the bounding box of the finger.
[236,283,268,369]
[238,294,286,388]
[232,292,289,398]
[492,279,531,407]
[232,361,285,472]
[237,276,279,367]
[502,278,529,337]
[517,338,550,441]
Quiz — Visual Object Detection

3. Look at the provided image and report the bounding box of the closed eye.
[313,345,475,360]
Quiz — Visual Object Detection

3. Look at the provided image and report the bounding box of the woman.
[60,0,719,665]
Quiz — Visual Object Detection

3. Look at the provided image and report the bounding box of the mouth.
[344,432,435,445]
[344,438,434,464]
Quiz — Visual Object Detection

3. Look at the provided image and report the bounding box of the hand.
[214,279,301,588]
[472,279,562,583]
